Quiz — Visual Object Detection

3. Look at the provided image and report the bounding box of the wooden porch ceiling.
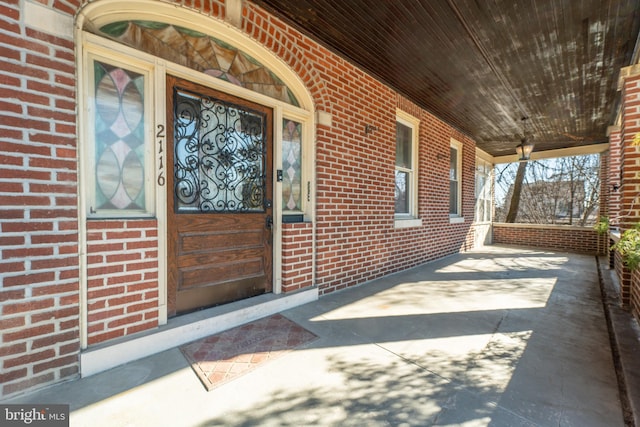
[252,0,640,157]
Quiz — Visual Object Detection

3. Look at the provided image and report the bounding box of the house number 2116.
[157,124,165,186]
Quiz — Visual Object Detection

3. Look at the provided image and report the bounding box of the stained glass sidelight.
[93,61,146,211]
[173,89,267,213]
[282,119,302,211]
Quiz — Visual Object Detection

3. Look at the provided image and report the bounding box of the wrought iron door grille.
[173,88,267,213]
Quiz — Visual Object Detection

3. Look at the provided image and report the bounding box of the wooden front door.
[167,76,273,316]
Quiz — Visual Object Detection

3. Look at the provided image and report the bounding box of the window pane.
[450,180,458,214]
[395,170,409,213]
[450,147,458,180]
[282,119,302,211]
[396,122,412,168]
[94,61,146,211]
[173,90,266,213]
[450,147,458,214]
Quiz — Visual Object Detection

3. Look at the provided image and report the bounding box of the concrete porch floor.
[6,245,640,426]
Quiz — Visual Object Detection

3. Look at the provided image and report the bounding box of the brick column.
[616,65,640,309]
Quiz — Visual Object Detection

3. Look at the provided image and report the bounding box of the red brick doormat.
[179,313,317,391]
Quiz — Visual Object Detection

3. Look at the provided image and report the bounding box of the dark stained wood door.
[167,76,273,316]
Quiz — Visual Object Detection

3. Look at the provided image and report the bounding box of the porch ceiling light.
[515,116,534,161]
[515,139,534,161]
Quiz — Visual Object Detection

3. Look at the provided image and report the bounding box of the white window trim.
[450,138,463,221]
[395,109,421,228]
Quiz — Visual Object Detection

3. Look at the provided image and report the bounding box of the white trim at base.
[80,288,318,377]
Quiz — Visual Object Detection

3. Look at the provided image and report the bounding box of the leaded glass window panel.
[93,61,146,212]
[282,119,302,211]
[173,89,267,213]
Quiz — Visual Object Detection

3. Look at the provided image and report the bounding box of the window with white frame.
[395,110,420,219]
[475,157,492,223]
[84,50,155,218]
[449,139,462,217]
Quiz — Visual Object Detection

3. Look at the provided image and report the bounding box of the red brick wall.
[632,269,640,322]
[620,74,640,232]
[244,6,476,296]
[0,0,80,397]
[0,0,480,398]
[615,248,632,309]
[86,220,159,345]
[281,222,313,292]
[493,223,603,254]
[608,130,622,226]
[617,71,640,317]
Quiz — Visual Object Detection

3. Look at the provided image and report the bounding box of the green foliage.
[593,216,609,235]
[611,224,640,271]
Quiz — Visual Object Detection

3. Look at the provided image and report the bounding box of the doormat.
[179,313,317,391]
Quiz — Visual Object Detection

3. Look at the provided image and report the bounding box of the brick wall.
[616,71,640,318]
[608,130,622,226]
[0,0,481,398]
[615,248,632,309]
[632,269,640,322]
[245,5,476,296]
[493,223,603,254]
[86,220,159,345]
[281,222,313,292]
[0,0,80,397]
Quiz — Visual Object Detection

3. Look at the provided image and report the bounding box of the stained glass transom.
[94,61,146,211]
[95,21,299,107]
[282,119,302,211]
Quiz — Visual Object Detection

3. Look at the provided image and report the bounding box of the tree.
[495,154,600,225]
[505,161,527,223]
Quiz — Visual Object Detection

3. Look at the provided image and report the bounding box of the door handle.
[265,215,273,230]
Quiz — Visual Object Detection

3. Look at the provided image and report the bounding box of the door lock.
[265,215,273,230]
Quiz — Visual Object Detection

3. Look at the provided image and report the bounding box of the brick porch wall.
[0,1,80,397]
[86,220,159,346]
[281,222,313,293]
[616,69,640,319]
[493,223,603,255]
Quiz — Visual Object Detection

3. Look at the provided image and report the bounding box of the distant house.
[500,179,594,225]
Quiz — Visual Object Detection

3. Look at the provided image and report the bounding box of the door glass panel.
[173,88,267,213]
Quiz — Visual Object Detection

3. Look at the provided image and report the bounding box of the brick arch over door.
[243,2,332,115]
[77,0,316,113]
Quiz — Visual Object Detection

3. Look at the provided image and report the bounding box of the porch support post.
[607,126,622,229]
[616,66,640,309]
